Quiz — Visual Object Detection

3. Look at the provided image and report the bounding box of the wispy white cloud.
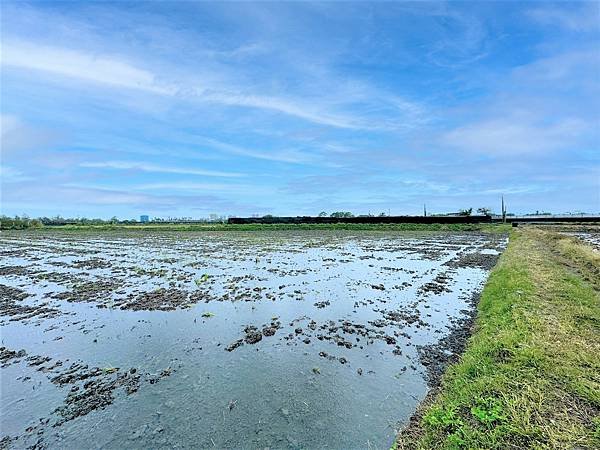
[0,39,388,130]
[441,116,589,155]
[512,48,600,84]
[200,91,365,129]
[80,160,244,178]
[2,182,267,217]
[475,186,548,196]
[5,184,151,206]
[0,114,59,154]
[197,137,311,164]
[134,181,271,195]
[526,3,600,32]
[0,114,20,137]
[0,165,33,183]
[437,45,599,157]
[1,39,176,95]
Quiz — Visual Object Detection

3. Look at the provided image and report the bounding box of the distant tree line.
[0,214,231,229]
[317,208,495,218]
[0,215,44,229]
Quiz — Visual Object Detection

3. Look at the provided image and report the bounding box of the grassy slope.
[19,223,512,233]
[396,228,600,449]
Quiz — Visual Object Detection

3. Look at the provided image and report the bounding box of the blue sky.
[1,1,599,219]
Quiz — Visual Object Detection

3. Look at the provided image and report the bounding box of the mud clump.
[243,326,263,344]
[225,339,244,352]
[444,251,500,271]
[226,319,281,351]
[0,285,28,302]
[71,258,113,270]
[118,288,191,311]
[0,284,62,323]
[383,309,427,328]
[26,355,52,367]
[314,300,330,309]
[262,326,277,336]
[1,347,27,367]
[0,265,36,277]
[51,363,104,386]
[38,358,172,430]
[417,272,453,296]
[262,319,281,336]
[51,280,121,306]
[53,370,141,425]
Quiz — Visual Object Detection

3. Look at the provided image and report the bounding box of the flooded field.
[573,232,600,251]
[0,230,506,449]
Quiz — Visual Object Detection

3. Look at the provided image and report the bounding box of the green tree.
[29,219,43,228]
[330,211,354,218]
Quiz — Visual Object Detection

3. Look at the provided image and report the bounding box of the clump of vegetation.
[329,211,354,218]
[201,312,214,318]
[395,228,600,449]
[194,274,211,286]
[470,396,506,428]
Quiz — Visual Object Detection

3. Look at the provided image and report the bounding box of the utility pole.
[423,204,427,217]
[501,195,506,223]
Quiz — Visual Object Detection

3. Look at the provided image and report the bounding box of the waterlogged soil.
[0,230,506,449]
[572,232,600,251]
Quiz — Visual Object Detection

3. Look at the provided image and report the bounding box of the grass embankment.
[18,223,511,233]
[396,228,600,449]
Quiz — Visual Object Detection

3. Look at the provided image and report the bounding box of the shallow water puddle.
[0,230,506,449]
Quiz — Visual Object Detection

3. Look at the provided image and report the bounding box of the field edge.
[1,223,512,233]
[393,227,600,449]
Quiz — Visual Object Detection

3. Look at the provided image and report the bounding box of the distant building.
[140,215,149,223]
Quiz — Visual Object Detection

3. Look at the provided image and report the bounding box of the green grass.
[396,228,600,449]
[13,222,512,233]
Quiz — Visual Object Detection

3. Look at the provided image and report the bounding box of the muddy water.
[0,231,506,449]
